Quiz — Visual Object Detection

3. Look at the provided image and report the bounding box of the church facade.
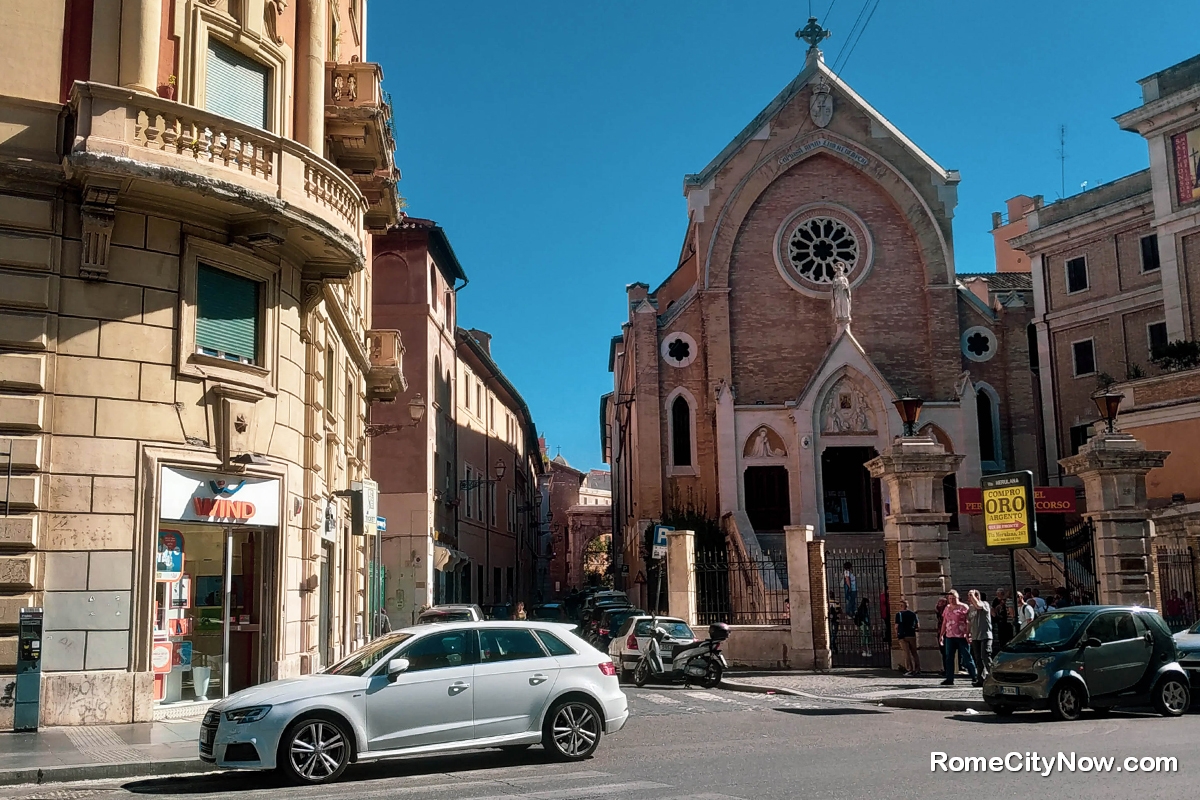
[604,29,1040,609]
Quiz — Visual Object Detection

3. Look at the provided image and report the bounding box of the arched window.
[430,265,439,309]
[671,396,692,467]
[976,383,1003,471]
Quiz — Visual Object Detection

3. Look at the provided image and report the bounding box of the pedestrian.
[374,603,392,637]
[967,590,992,686]
[1031,587,1047,614]
[515,601,527,620]
[843,562,858,616]
[938,589,976,686]
[828,602,841,653]
[895,598,920,676]
[1166,589,1185,631]
[1016,591,1035,630]
[854,598,872,658]
[992,589,1013,648]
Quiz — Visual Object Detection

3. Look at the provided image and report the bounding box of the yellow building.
[0,0,402,725]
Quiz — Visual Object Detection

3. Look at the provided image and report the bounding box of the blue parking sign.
[652,524,672,559]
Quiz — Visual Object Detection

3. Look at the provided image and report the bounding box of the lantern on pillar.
[1092,389,1124,434]
[893,394,924,437]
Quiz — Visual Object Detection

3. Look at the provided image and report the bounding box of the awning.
[433,544,467,572]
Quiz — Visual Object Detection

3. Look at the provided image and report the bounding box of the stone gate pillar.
[665,529,697,625]
[866,437,963,673]
[1059,433,1168,607]
[784,524,829,670]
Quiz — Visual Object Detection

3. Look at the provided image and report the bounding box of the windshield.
[324,633,413,676]
[1005,612,1088,651]
[1187,619,1200,635]
[419,610,473,624]
[635,620,694,639]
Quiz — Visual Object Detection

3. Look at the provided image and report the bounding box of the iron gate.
[1156,546,1197,632]
[825,547,890,667]
[1061,521,1098,605]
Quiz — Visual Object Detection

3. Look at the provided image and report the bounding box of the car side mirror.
[1083,637,1102,649]
[387,657,410,682]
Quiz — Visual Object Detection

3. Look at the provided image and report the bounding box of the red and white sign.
[160,467,280,526]
[152,641,174,674]
[957,486,1076,515]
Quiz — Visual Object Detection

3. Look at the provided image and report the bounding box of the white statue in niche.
[747,427,785,458]
[820,378,875,434]
[832,260,852,327]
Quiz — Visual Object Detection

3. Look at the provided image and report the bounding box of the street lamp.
[893,394,924,437]
[365,393,426,437]
[494,458,506,480]
[1093,389,1124,434]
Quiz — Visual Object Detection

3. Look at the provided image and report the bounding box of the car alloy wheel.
[1155,677,1190,717]
[545,701,602,760]
[283,718,350,784]
[1050,683,1082,722]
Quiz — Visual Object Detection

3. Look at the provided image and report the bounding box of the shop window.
[1066,256,1089,294]
[205,39,270,130]
[196,264,260,365]
[1140,235,1161,273]
[1072,339,1096,377]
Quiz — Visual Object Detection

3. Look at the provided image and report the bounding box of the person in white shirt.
[1030,587,1047,614]
[1015,591,1036,629]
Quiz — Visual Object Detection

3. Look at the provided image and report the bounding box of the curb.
[0,757,215,787]
[722,677,985,713]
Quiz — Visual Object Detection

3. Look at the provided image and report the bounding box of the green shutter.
[205,39,270,130]
[196,264,260,363]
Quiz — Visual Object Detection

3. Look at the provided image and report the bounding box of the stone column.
[866,437,963,673]
[665,529,696,625]
[1059,433,1168,607]
[295,0,329,149]
[784,524,826,670]
[118,0,162,94]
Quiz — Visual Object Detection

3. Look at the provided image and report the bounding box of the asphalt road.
[2,686,1196,800]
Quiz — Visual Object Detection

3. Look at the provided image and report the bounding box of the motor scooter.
[633,621,729,688]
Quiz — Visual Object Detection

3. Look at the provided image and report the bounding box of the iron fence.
[695,547,789,625]
[1061,521,1098,605]
[825,547,890,667]
[1156,546,1197,632]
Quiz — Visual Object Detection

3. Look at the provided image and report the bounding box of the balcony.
[66,82,367,278]
[325,61,401,232]
[366,329,407,402]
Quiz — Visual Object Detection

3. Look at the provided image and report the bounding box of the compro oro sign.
[160,467,281,526]
[981,470,1035,549]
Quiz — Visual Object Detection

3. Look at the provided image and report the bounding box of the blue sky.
[369,1,1200,473]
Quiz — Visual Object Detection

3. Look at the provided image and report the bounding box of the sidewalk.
[0,718,210,786]
[724,668,988,712]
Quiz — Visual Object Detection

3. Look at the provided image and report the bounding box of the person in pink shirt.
[938,589,977,686]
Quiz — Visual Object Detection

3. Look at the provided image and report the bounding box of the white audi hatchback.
[199,621,628,784]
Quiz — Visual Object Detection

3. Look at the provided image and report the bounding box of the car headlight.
[225,705,272,724]
[1033,656,1057,669]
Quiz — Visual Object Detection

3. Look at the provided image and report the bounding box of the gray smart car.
[983,605,1189,720]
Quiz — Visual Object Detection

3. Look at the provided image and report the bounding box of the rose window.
[787,216,859,283]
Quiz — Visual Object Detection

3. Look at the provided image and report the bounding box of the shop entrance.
[155,525,274,704]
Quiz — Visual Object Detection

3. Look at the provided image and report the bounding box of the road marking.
[639,692,681,705]
[683,691,737,703]
[467,781,669,800]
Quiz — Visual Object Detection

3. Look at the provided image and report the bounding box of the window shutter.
[205,39,270,130]
[196,265,260,363]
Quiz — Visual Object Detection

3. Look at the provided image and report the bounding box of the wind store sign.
[160,467,280,526]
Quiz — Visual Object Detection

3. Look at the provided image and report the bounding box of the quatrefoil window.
[966,332,991,357]
[667,338,690,362]
[660,331,698,368]
[961,326,997,363]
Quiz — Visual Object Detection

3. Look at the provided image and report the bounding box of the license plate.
[660,647,673,658]
[1001,686,1018,696]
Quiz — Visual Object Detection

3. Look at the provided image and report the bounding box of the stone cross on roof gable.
[795,16,831,53]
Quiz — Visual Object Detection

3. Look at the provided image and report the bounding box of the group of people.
[892,584,1080,686]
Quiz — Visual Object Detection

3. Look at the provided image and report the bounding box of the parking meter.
[15,607,42,732]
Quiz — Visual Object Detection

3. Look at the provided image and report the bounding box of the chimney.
[469,329,491,355]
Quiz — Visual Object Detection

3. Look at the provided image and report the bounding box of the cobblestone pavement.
[726,668,986,703]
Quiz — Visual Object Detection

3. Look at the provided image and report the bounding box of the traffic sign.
[981,470,1036,549]
[652,524,672,560]
[634,571,646,584]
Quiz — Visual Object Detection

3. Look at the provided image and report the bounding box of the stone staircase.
[947,529,1042,597]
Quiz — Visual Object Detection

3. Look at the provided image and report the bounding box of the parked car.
[416,604,484,624]
[482,603,513,620]
[590,607,647,651]
[529,603,569,622]
[199,621,628,784]
[983,605,1189,720]
[581,599,632,640]
[1172,618,1200,687]
[608,615,697,681]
